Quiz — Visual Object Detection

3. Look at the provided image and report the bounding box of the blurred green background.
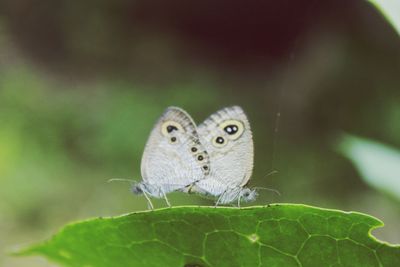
[1,1,399,266]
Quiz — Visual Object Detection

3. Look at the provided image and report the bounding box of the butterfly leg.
[237,194,242,208]
[160,187,171,207]
[214,196,222,208]
[142,190,154,210]
[164,195,171,207]
[214,190,227,207]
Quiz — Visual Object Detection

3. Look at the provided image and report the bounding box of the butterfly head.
[131,182,144,195]
[240,188,258,202]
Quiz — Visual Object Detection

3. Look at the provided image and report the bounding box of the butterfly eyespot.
[224,125,239,134]
[202,165,208,170]
[191,147,198,153]
[170,137,177,143]
[219,120,244,140]
[167,125,178,133]
[161,121,184,136]
[197,155,204,161]
[212,136,227,148]
[216,136,224,144]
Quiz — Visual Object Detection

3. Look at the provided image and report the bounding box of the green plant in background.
[368,0,400,35]
[337,134,400,202]
[16,205,400,267]
[336,0,400,201]
[0,66,221,212]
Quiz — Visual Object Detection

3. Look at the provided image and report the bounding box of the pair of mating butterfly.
[132,106,259,209]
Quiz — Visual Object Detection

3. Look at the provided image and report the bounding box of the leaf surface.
[18,204,400,267]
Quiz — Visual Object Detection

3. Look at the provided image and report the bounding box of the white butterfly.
[132,106,256,208]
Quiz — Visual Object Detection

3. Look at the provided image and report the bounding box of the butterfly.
[132,106,256,208]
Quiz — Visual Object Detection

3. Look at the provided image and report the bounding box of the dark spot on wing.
[224,125,239,135]
[167,125,178,133]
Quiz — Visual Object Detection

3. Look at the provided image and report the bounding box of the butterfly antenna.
[264,170,278,178]
[253,187,281,196]
[107,178,137,184]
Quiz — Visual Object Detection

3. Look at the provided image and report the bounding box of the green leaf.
[337,134,400,201]
[368,0,400,35]
[16,204,400,267]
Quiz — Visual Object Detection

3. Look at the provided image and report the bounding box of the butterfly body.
[187,106,255,204]
[132,107,208,203]
[133,105,255,207]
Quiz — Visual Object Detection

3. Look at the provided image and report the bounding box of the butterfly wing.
[192,106,254,198]
[140,107,210,197]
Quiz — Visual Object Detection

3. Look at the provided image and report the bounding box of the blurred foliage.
[338,134,400,201]
[369,0,400,35]
[0,65,221,213]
